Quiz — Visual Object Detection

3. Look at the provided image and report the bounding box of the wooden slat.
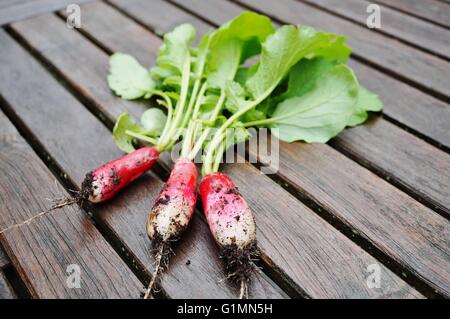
[303,0,450,60]
[108,0,212,38]
[346,59,450,151]
[169,0,450,151]
[0,248,9,269]
[255,141,450,296]
[0,0,96,26]
[21,6,421,298]
[375,0,450,29]
[332,119,450,214]
[4,18,282,299]
[0,271,15,299]
[130,0,450,295]
[167,0,450,215]
[234,0,450,101]
[0,104,142,298]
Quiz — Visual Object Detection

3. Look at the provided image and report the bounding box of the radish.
[143,157,198,299]
[199,172,256,299]
[80,146,160,203]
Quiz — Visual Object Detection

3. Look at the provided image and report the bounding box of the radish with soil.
[199,172,256,298]
[109,12,383,299]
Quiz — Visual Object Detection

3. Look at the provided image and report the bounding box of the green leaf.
[347,86,383,127]
[140,108,167,136]
[107,53,155,100]
[279,58,338,101]
[206,11,275,89]
[154,23,196,74]
[246,25,351,101]
[270,65,358,143]
[113,113,145,153]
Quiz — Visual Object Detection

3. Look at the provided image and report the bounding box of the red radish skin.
[200,172,257,298]
[144,157,198,299]
[81,146,159,203]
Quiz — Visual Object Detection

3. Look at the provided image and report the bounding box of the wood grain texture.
[41,2,422,298]
[0,271,15,299]
[168,0,450,216]
[332,118,450,215]
[0,107,142,298]
[303,0,450,59]
[235,0,450,100]
[108,0,212,39]
[0,248,9,269]
[4,17,282,299]
[346,59,450,150]
[374,0,450,29]
[0,0,95,26]
[253,140,450,296]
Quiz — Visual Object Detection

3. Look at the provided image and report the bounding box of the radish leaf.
[140,108,167,136]
[270,65,358,143]
[107,53,154,100]
[113,113,145,153]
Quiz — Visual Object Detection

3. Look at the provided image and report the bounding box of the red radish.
[144,157,198,299]
[80,146,159,203]
[200,172,257,299]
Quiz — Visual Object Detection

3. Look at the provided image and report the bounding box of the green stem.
[203,83,278,175]
[188,90,225,160]
[180,82,207,158]
[159,55,191,150]
[212,139,225,173]
[125,130,158,145]
[151,90,173,150]
[243,117,276,128]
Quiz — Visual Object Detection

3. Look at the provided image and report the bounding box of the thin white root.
[143,244,164,299]
[239,280,248,299]
[0,197,77,235]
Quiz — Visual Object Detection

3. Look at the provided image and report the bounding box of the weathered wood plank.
[0,0,95,26]
[108,0,212,38]
[254,141,450,296]
[49,3,423,298]
[303,0,450,60]
[375,0,450,29]
[234,0,450,100]
[4,18,282,299]
[166,0,450,216]
[157,0,450,295]
[346,59,450,151]
[0,271,15,299]
[170,0,450,151]
[0,248,9,269]
[0,105,142,298]
[332,119,450,214]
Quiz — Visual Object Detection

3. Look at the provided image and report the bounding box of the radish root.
[0,197,78,235]
[143,241,171,299]
[239,280,248,299]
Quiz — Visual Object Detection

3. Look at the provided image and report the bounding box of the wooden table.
[0,0,448,299]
